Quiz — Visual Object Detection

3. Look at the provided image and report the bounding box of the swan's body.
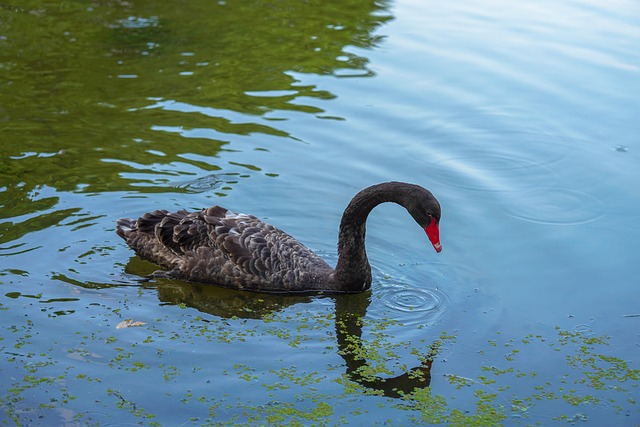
[116,182,441,293]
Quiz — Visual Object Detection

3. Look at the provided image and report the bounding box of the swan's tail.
[116,217,136,239]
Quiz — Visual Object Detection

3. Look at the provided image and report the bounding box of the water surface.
[1,0,639,425]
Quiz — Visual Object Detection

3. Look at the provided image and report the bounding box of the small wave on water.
[571,324,594,335]
[172,173,226,193]
[419,106,576,194]
[378,284,449,317]
[505,187,605,226]
[366,260,490,330]
[369,278,451,327]
[426,153,553,193]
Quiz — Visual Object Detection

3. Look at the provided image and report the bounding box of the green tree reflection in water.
[0,0,392,238]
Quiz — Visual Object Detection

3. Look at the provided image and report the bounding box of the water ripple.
[172,173,225,193]
[380,286,446,313]
[427,153,552,193]
[422,108,576,194]
[371,282,451,326]
[505,187,605,226]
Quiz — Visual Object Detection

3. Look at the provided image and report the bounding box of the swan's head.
[404,185,442,253]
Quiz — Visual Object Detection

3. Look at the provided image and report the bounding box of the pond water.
[1,0,639,425]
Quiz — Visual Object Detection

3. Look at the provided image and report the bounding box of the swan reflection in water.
[334,292,437,398]
[129,264,442,398]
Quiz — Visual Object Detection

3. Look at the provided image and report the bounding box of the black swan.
[116,182,441,293]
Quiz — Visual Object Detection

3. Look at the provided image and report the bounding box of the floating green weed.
[1,295,638,426]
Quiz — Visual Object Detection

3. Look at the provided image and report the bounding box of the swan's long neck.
[331,183,413,292]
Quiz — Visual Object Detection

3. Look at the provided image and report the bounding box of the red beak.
[424,217,442,253]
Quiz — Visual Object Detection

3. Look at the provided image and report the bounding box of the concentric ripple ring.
[373,283,451,326]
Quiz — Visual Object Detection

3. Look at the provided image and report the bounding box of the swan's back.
[116,206,333,292]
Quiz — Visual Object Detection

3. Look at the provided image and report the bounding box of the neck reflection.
[148,275,438,398]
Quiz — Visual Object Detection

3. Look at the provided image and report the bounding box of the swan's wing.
[117,207,224,268]
[130,206,245,256]
[119,206,332,289]
[131,206,312,277]
[200,206,272,277]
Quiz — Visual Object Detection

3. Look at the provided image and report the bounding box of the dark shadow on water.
[140,268,437,398]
